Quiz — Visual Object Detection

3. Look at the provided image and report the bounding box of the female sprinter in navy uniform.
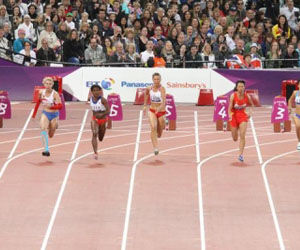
[288,80,300,150]
[90,85,110,160]
[144,72,166,155]
[32,77,62,156]
[228,80,253,162]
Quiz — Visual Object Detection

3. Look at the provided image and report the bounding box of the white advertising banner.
[62,67,235,103]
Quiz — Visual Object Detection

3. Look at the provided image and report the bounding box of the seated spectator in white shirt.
[15,14,36,43]
[140,40,154,64]
[280,0,299,31]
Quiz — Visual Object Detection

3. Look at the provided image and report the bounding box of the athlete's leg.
[48,118,58,138]
[149,111,159,153]
[98,122,107,142]
[157,115,165,138]
[231,127,238,142]
[238,121,248,156]
[91,120,99,159]
[40,113,50,155]
[292,115,300,149]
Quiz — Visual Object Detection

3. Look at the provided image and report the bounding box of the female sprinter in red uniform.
[228,80,253,162]
[288,80,300,150]
[90,85,110,160]
[32,77,62,156]
[144,72,166,155]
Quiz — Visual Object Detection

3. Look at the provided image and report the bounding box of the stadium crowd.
[0,0,300,68]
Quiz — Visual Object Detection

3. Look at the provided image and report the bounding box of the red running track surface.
[0,103,299,250]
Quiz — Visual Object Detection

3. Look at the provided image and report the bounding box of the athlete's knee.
[92,131,98,137]
[233,136,238,141]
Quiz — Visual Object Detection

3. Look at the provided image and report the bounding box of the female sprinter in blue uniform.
[288,80,300,150]
[143,72,166,155]
[228,80,253,162]
[90,85,110,160]
[32,77,62,156]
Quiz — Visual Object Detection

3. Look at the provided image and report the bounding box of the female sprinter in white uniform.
[288,80,300,150]
[32,77,62,156]
[144,72,166,155]
[90,85,110,160]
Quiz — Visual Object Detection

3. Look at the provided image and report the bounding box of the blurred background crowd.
[0,0,300,68]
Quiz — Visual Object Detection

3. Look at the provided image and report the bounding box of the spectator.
[15,14,37,43]
[13,28,26,53]
[37,21,60,51]
[79,22,92,49]
[280,0,299,32]
[84,37,106,65]
[282,43,299,68]
[36,38,56,66]
[56,21,69,44]
[272,14,291,39]
[140,40,154,64]
[108,41,126,66]
[161,40,176,67]
[250,43,261,59]
[232,39,245,55]
[0,25,10,60]
[186,44,202,68]
[3,22,12,47]
[173,43,187,68]
[27,3,38,24]
[225,25,236,51]
[265,41,283,68]
[201,43,216,68]
[137,26,148,53]
[103,37,115,59]
[65,12,75,30]
[125,42,140,66]
[0,5,10,28]
[63,29,84,64]
[153,46,166,67]
[14,40,36,66]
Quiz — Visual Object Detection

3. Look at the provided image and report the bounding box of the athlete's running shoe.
[154,149,159,155]
[238,155,244,162]
[297,142,300,150]
[42,151,50,157]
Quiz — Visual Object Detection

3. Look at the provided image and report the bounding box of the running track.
[0,102,299,250]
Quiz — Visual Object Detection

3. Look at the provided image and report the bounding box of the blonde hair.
[43,77,54,85]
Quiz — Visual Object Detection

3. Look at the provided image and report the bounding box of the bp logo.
[101,78,115,90]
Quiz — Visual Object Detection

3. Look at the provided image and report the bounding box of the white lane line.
[133,110,143,162]
[70,110,89,160]
[40,110,88,250]
[194,111,200,163]
[120,132,293,250]
[261,151,296,250]
[7,109,33,159]
[40,132,197,250]
[196,136,296,250]
[250,117,263,164]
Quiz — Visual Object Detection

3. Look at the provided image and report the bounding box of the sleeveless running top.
[41,89,55,106]
[232,92,248,112]
[90,96,106,112]
[150,87,162,103]
[295,91,300,105]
